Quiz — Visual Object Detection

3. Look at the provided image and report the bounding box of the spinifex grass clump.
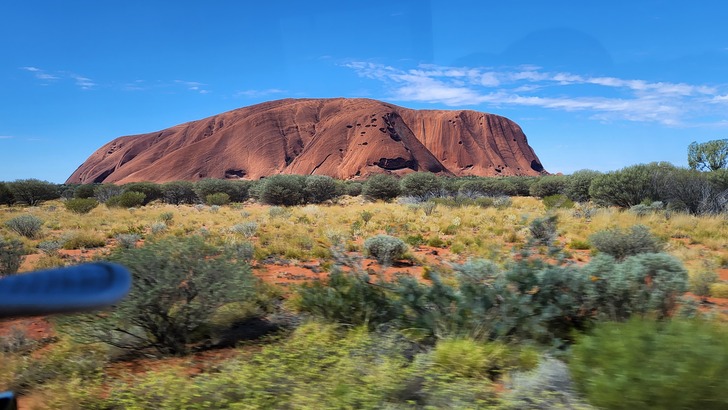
[64,198,99,214]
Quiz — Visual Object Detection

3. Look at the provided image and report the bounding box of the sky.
[3,0,728,183]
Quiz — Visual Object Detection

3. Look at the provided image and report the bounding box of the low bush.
[529,176,568,198]
[305,175,339,203]
[589,225,662,260]
[72,184,97,199]
[93,184,123,203]
[259,174,307,206]
[564,169,601,202]
[542,194,574,209]
[345,181,363,196]
[64,198,99,214]
[194,179,250,203]
[205,192,230,206]
[0,182,14,205]
[690,270,719,301]
[363,174,400,201]
[122,182,163,205]
[5,214,43,239]
[528,215,558,246]
[160,181,197,204]
[106,191,146,208]
[504,357,593,410]
[400,172,443,200]
[61,233,106,250]
[710,282,728,298]
[364,234,407,266]
[570,318,728,409]
[0,237,24,275]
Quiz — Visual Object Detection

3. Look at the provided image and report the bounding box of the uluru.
[66,98,546,184]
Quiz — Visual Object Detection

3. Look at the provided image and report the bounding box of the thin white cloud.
[0,135,15,139]
[345,62,728,126]
[234,88,286,98]
[174,80,210,94]
[20,66,94,89]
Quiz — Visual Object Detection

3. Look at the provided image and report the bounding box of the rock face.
[66,98,546,184]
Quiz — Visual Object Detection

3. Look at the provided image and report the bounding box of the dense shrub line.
[2,163,728,214]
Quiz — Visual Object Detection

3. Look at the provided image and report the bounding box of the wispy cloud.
[234,88,286,98]
[20,66,95,89]
[0,135,15,139]
[174,80,210,94]
[345,62,728,126]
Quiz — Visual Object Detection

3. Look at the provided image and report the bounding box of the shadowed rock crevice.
[66,98,546,184]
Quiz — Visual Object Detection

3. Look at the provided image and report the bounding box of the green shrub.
[61,233,106,249]
[364,234,407,266]
[568,239,591,250]
[295,270,400,327]
[588,163,671,208]
[194,178,249,203]
[0,182,14,206]
[160,181,197,204]
[305,175,339,203]
[690,270,719,301]
[710,282,728,298]
[363,174,401,201]
[570,318,728,409]
[542,194,574,210]
[229,221,258,238]
[259,174,307,206]
[122,182,163,205]
[0,237,24,275]
[64,198,99,214]
[6,179,60,206]
[458,178,506,197]
[589,225,662,260]
[115,233,140,249]
[5,214,43,238]
[72,236,265,356]
[529,175,568,198]
[72,184,97,199]
[106,191,146,208]
[400,172,443,200]
[345,181,363,196]
[205,192,230,206]
[564,169,601,202]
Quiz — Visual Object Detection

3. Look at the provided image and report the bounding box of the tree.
[688,139,728,171]
[7,179,60,206]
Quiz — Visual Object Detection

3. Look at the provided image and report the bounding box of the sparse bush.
[0,237,24,275]
[77,236,265,355]
[37,240,61,256]
[570,318,728,409]
[269,206,289,218]
[160,181,197,204]
[305,175,339,203]
[589,225,662,260]
[400,172,443,200]
[106,191,146,208]
[364,234,407,266]
[64,198,99,214]
[230,221,258,238]
[690,270,719,301]
[5,214,43,238]
[259,174,307,206]
[115,233,141,249]
[93,184,123,203]
[62,233,106,249]
[493,195,512,209]
[564,170,602,202]
[504,357,593,410]
[158,211,174,225]
[542,194,574,210]
[72,184,97,199]
[150,222,168,235]
[421,201,437,216]
[363,174,401,201]
[194,178,249,203]
[205,192,230,206]
[458,178,506,197]
[529,215,558,246]
[7,179,60,206]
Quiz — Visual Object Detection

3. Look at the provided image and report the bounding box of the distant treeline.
[2,162,728,214]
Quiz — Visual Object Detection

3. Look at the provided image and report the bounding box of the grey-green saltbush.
[115,233,141,249]
[589,225,662,260]
[363,174,401,201]
[5,215,43,239]
[364,234,407,266]
[230,222,258,238]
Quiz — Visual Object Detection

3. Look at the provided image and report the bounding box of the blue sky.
[3,0,728,182]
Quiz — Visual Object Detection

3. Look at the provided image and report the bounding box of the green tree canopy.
[688,139,728,171]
